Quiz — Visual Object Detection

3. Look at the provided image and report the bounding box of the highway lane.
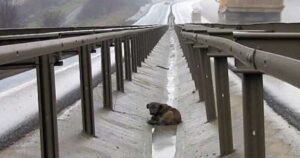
[172,0,214,24]
[134,1,170,25]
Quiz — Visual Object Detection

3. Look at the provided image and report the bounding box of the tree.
[0,0,19,28]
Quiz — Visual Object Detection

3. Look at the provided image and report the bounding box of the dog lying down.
[146,102,182,125]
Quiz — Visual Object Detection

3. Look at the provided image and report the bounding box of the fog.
[282,0,300,22]
[0,0,300,28]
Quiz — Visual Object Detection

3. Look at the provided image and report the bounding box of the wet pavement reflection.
[152,126,177,158]
[152,30,178,158]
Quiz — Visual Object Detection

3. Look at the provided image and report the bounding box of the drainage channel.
[152,31,178,158]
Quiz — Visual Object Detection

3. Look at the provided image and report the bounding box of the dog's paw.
[147,120,157,125]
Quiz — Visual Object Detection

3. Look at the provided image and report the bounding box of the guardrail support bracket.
[79,45,95,136]
[124,37,132,81]
[240,70,265,158]
[214,56,234,156]
[101,41,113,110]
[36,54,59,158]
[199,47,217,122]
[115,38,124,92]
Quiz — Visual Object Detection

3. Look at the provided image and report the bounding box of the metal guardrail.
[0,26,154,80]
[199,23,300,32]
[0,25,153,36]
[0,25,168,158]
[0,26,153,45]
[175,23,300,158]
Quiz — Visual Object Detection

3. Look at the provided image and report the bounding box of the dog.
[146,102,182,125]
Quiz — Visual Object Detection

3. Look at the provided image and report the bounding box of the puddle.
[152,31,178,158]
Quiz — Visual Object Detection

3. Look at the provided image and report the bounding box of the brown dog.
[146,102,182,125]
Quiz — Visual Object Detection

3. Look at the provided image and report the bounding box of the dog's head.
[146,102,169,115]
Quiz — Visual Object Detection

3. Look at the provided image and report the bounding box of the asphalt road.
[134,1,170,25]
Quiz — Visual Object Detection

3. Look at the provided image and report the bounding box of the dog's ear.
[158,104,168,113]
[146,104,150,109]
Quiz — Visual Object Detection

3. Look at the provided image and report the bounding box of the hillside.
[18,0,151,27]
[77,0,151,26]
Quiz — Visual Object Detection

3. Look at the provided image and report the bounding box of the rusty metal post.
[114,38,124,92]
[212,55,234,156]
[124,37,132,81]
[131,35,138,73]
[36,54,59,158]
[101,40,113,110]
[199,47,217,122]
[241,71,265,158]
[79,45,95,136]
[192,46,205,101]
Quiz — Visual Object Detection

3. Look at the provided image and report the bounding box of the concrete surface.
[2,29,300,158]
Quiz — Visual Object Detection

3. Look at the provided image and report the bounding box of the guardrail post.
[124,37,132,81]
[147,32,151,56]
[141,32,147,62]
[192,45,205,102]
[131,35,138,73]
[210,54,234,156]
[144,32,148,58]
[101,40,113,110]
[187,44,200,91]
[79,45,95,136]
[36,54,59,158]
[115,38,124,92]
[198,46,217,122]
[182,41,192,68]
[238,70,265,158]
[136,34,141,67]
